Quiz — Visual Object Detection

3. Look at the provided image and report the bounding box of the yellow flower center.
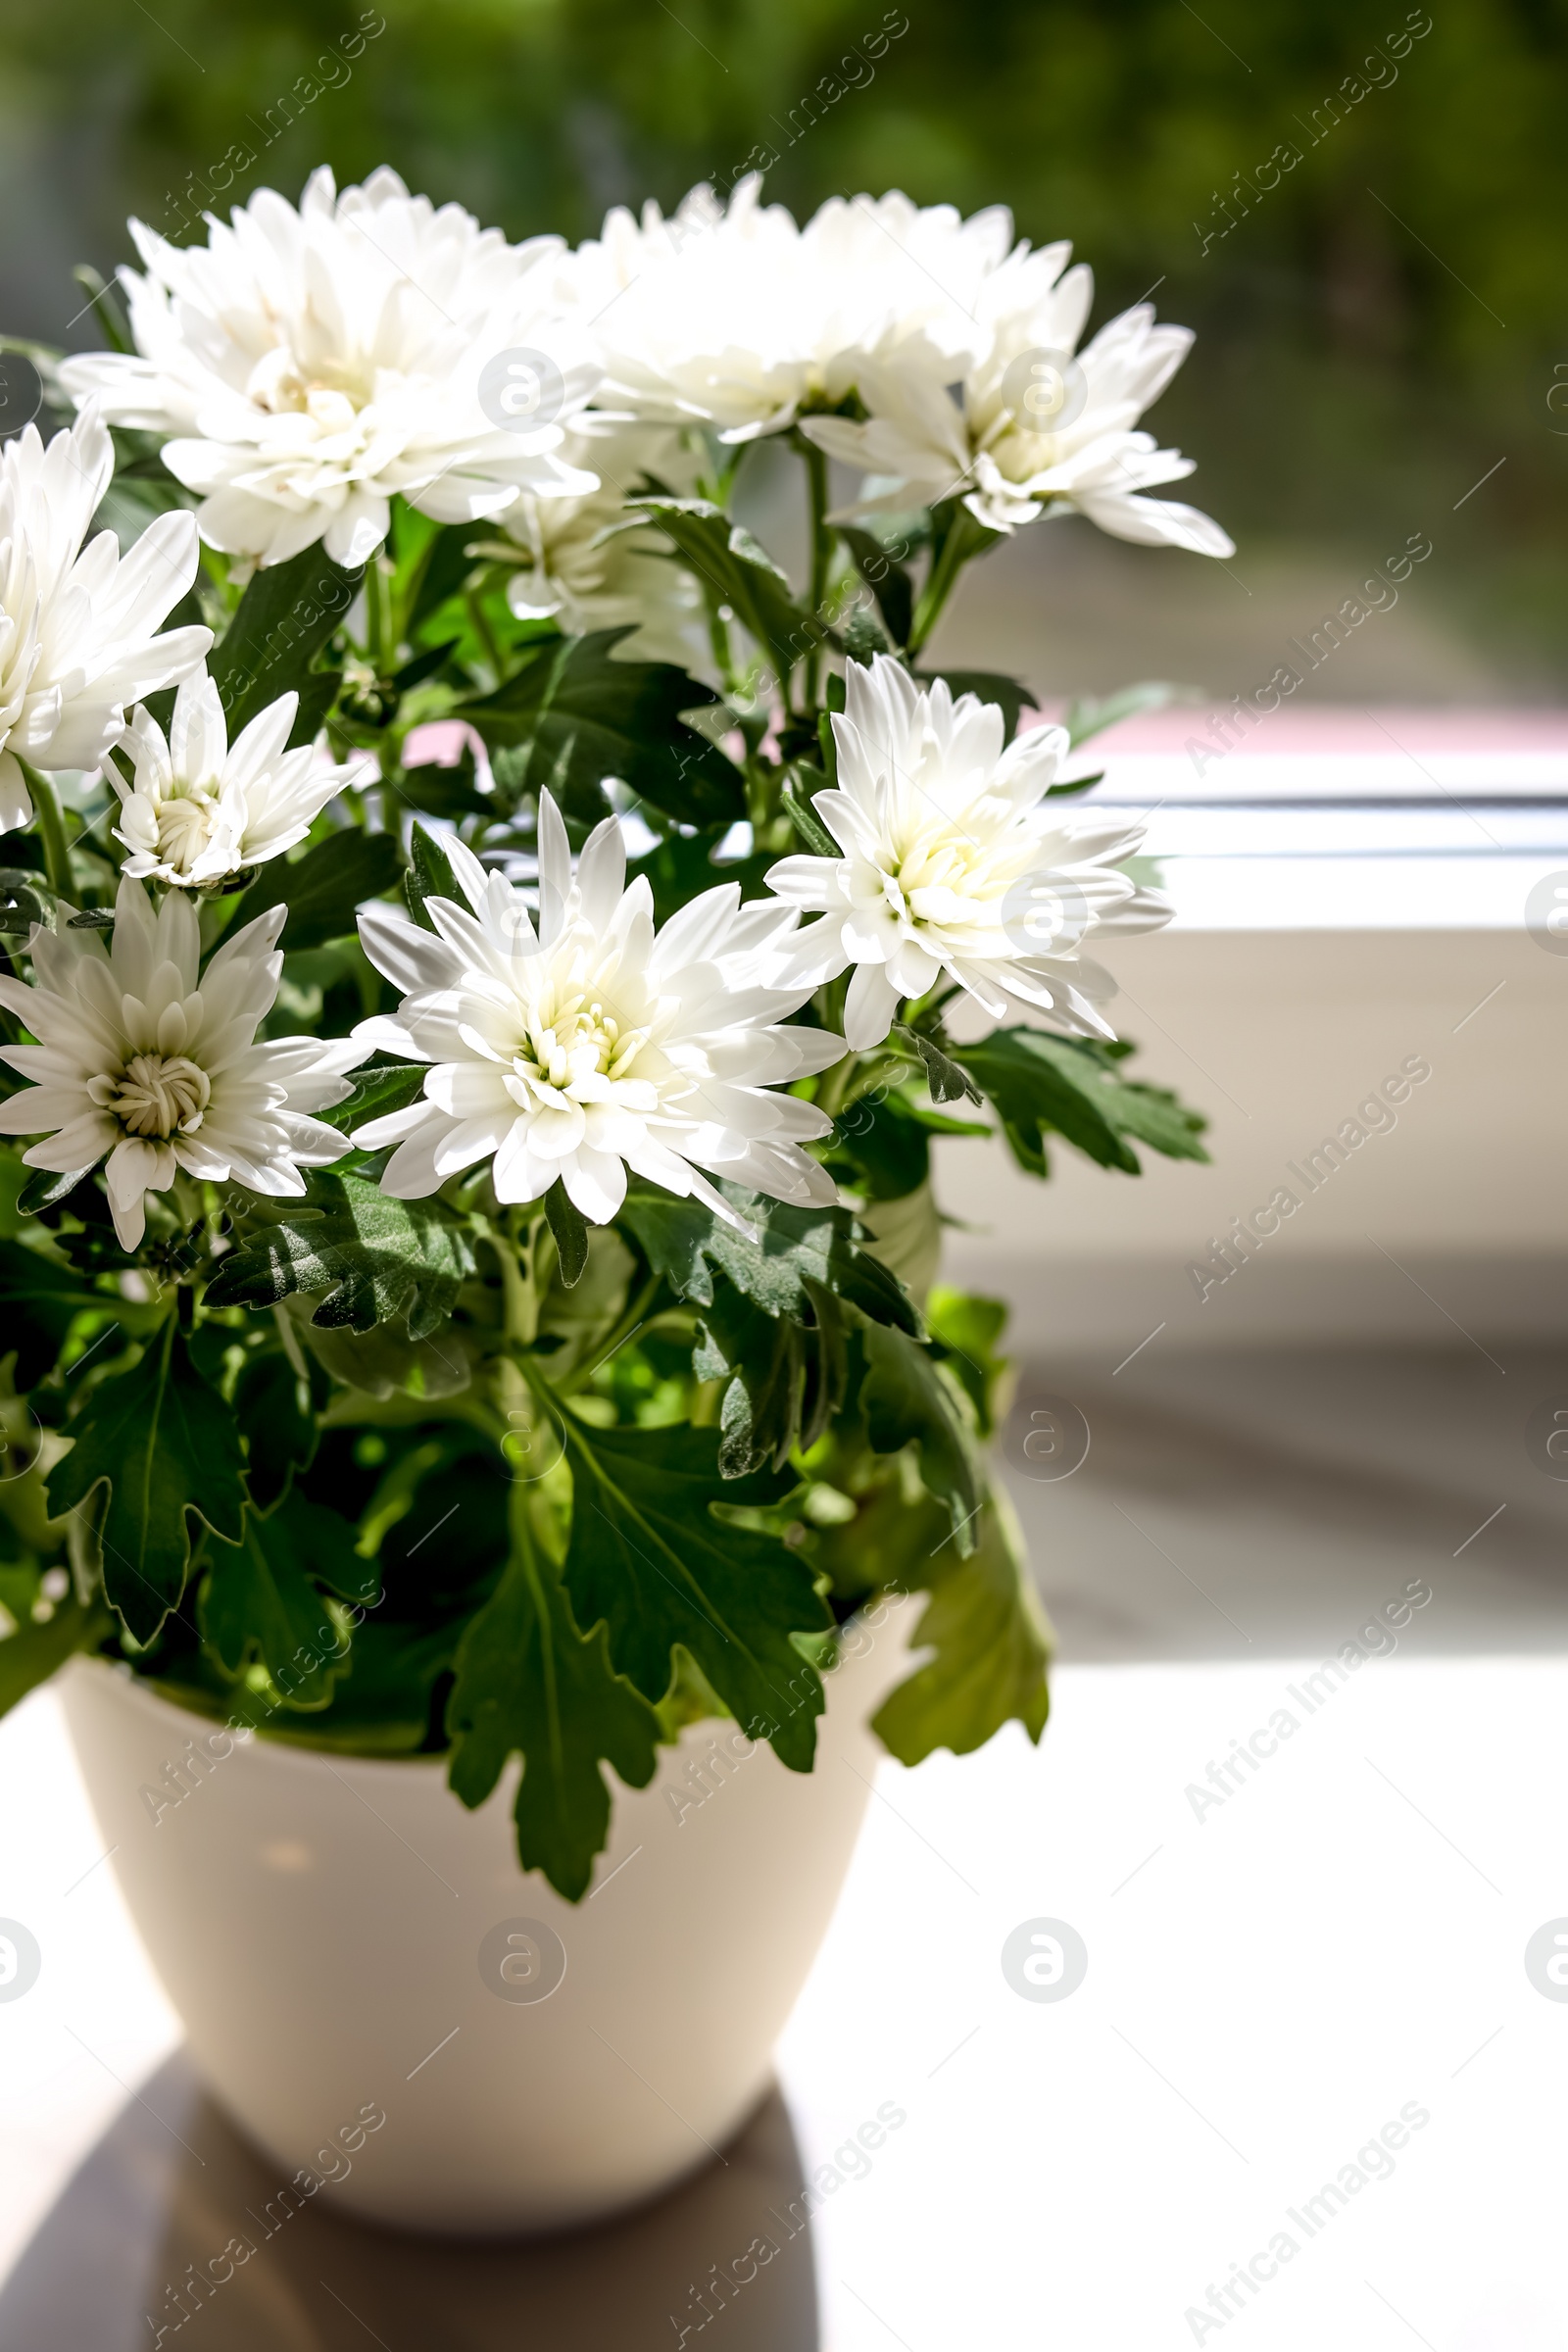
[513,996,647,1094]
[152,788,221,875]
[98,1054,211,1139]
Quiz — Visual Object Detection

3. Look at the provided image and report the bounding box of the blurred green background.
[0,0,1562,704]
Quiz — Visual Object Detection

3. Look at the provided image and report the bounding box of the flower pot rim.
[63,1591,914,1786]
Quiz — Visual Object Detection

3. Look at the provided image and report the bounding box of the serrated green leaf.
[0,1239,103,1388]
[860,1322,981,1554]
[47,1321,247,1643]
[208,540,363,736]
[463,627,743,827]
[956,1027,1138,1175]
[694,1276,847,1477]
[632,498,833,685]
[871,1487,1051,1763]
[618,1180,918,1334]
[447,1542,662,1900]
[1101,1072,1212,1162]
[206,1173,477,1340]
[894,1023,982,1106]
[231,828,404,953]
[552,1413,831,1768]
[956,1027,1208,1177]
[201,1491,378,1710]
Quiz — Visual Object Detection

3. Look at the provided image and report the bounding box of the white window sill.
[1066,706,1568,930]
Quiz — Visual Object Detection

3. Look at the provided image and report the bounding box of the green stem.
[814,1051,861,1124]
[798,432,833,710]
[365,556,393,674]
[466,587,504,686]
[491,1211,541,1348]
[907,503,998,660]
[20,762,74,903]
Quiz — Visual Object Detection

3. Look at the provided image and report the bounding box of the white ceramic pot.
[59,1598,914,2237]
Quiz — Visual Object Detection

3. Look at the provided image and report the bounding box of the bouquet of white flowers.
[0,167,1224,1899]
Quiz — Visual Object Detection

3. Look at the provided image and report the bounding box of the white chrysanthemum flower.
[0,406,211,831]
[352,795,844,1227]
[481,428,710,674]
[112,672,365,888]
[564,176,1012,443]
[59,168,601,570]
[0,881,364,1250]
[765,657,1170,1052]
[803,249,1233,553]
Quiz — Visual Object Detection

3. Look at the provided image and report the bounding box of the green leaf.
[956,1028,1137,1175]
[206,1173,477,1340]
[871,1488,1051,1764]
[618,1180,918,1335]
[404,821,459,931]
[233,1350,319,1511]
[447,1544,662,1900]
[16,1165,92,1217]
[1101,1069,1212,1163]
[840,525,914,650]
[913,669,1034,741]
[781,768,840,857]
[0,1239,102,1388]
[894,1023,982,1107]
[632,498,832,684]
[231,829,404,953]
[544,1177,589,1289]
[201,1492,378,1710]
[956,1027,1208,1177]
[860,1323,981,1554]
[208,540,363,737]
[313,1060,428,1139]
[556,1415,831,1768]
[463,627,744,827]
[0,1594,111,1720]
[1061,680,1201,749]
[694,1276,846,1477]
[47,1322,247,1643]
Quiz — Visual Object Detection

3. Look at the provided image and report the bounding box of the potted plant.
[0,167,1224,2234]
